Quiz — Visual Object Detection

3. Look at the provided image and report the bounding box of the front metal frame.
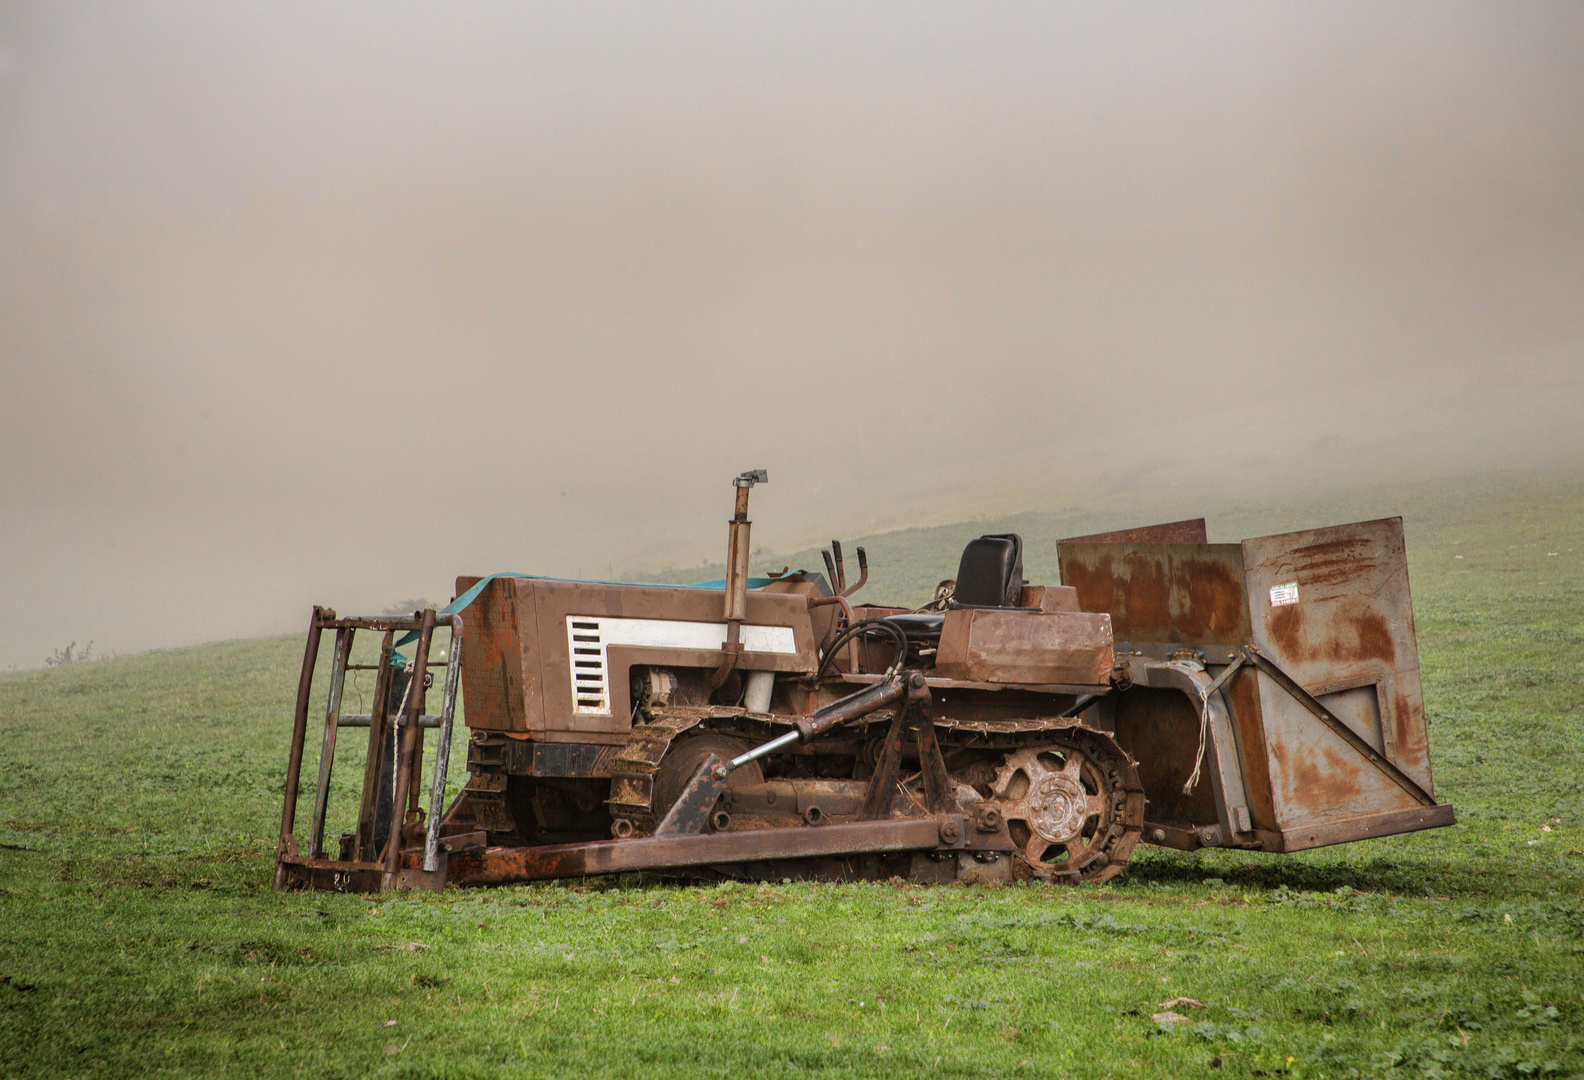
[275,607,465,892]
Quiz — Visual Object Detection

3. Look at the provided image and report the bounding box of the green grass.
[1,468,1581,1079]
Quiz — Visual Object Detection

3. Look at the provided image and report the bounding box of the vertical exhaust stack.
[710,469,767,689]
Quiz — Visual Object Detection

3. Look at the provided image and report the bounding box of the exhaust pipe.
[709,469,767,689]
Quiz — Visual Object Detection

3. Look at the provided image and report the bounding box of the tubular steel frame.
[275,607,465,892]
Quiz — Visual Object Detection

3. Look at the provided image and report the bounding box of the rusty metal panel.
[455,577,817,738]
[1057,542,1251,645]
[1060,518,1209,545]
[1059,519,1445,851]
[449,816,963,885]
[1017,585,1081,612]
[1240,518,1437,838]
[933,609,1113,685]
[529,581,818,736]
[1112,686,1221,828]
[1221,665,1277,834]
[455,577,535,733]
[1280,803,1456,851]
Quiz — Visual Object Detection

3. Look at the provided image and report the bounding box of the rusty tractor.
[275,470,1454,892]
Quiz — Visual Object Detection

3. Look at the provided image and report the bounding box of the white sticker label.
[1269,582,1300,607]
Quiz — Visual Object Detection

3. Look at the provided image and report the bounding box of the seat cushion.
[952,534,1025,608]
[881,613,945,641]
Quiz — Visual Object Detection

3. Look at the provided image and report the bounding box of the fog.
[2,3,1581,669]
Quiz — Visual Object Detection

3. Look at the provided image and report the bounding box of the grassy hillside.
[0,468,1580,1079]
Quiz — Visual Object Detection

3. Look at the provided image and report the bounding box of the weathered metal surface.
[1244,646,1433,806]
[722,779,868,825]
[652,753,730,836]
[798,676,913,742]
[714,850,1012,885]
[1061,517,1449,855]
[837,672,1106,696]
[383,609,435,879]
[454,576,534,734]
[461,577,818,737]
[553,587,813,728]
[1014,726,1146,881]
[448,817,965,885]
[1016,585,1082,612]
[275,610,467,891]
[1061,519,1209,545]
[335,714,445,729]
[274,606,325,885]
[1058,542,1252,645]
[1220,663,1277,835]
[859,686,950,820]
[467,736,619,777]
[1112,684,1220,832]
[933,609,1114,685]
[1280,802,1456,851]
[1237,519,1445,846]
[354,630,397,861]
[423,615,465,872]
[531,741,617,777]
[605,713,709,830]
[992,746,1110,870]
[277,854,386,894]
[838,545,868,598]
[1122,656,1256,845]
[723,677,911,773]
[308,626,350,858]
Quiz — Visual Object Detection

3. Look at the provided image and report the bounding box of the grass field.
[1,468,1581,1079]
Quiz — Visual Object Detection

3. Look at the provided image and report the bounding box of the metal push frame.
[275,607,465,892]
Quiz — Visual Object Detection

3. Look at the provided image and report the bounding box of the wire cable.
[814,618,909,683]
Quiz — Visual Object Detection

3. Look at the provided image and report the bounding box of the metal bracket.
[1242,645,1435,807]
[1121,654,1255,842]
[653,754,731,836]
[860,678,952,819]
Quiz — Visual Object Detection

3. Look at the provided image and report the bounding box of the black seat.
[876,534,1025,647]
[882,612,945,642]
[951,534,1025,608]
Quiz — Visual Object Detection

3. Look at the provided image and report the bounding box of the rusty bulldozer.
[275,470,1453,892]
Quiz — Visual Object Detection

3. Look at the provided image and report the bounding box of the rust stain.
[1266,604,1395,666]
[1350,611,1397,665]
[1389,689,1429,766]
[1269,739,1289,769]
[1286,743,1365,809]
[1268,603,1303,657]
[1120,556,1173,633]
[1286,537,1372,561]
[1174,556,1248,641]
[1295,563,1377,590]
[1061,519,1209,545]
[1223,668,1274,829]
[1255,535,1384,590]
[1317,745,1366,804]
[1059,552,1117,616]
[1059,547,1249,643]
[458,577,525,732]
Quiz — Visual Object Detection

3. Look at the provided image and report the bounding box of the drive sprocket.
[989,732,1144,882]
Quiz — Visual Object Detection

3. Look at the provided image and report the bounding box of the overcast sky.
[1,2,1581,669]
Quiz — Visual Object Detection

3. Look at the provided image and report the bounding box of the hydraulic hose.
[814,618,909,683]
